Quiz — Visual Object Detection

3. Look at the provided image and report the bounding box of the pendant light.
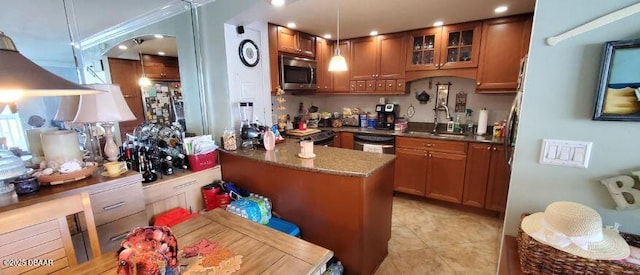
[0,31,103,103]
[135,39,151,87]
[328,0,347,72]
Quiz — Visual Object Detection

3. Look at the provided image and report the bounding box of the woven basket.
[517,214,640,275]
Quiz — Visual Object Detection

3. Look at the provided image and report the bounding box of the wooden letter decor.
[600,171,640,210]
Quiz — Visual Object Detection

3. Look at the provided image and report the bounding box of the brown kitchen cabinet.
[276,26,315,58]
[108,58,145,139]
[141,54,180,80]
[316,37,333,92]
[349,33,405,93]
[340,132,354,149]
[395,137,467,203]
[476,14,533,92]
[462,143,511,211]
[485,146,511,211]
[406,21,481,71]
[332,41,351,92]
[394,147,427,196]
[330,132,341,147]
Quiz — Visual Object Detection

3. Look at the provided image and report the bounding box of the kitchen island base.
[220,150,394,275]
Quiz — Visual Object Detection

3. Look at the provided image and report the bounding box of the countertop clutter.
[222,139,396,177]
[320,126,505,144]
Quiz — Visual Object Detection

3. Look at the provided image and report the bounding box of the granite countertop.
[319,127,505,144]
[220,140,396,178]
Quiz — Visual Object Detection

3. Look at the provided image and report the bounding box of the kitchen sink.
[433,133,468,139]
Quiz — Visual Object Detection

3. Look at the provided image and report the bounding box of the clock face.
[239,39,260,67]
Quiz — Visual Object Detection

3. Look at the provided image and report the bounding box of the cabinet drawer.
[95,211,147,254]
[397,137,467,154]
[385,80,396,91]
[90,183,145,226]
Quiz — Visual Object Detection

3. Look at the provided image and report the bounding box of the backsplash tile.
[271,77,515,126]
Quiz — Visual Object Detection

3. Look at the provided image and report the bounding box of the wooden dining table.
[67,208,333,274]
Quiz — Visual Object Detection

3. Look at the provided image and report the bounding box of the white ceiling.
[231,0,536,39]
[105,36,179,59]
[0,0,535,67]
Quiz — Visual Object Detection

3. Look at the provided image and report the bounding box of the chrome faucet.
[432,105,451,134]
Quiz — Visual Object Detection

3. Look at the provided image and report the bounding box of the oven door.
[353,134,395,154]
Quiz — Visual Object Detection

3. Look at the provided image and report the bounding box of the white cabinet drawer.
[90,183,145,226]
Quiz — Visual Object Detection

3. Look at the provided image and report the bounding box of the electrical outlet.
[540,139,592,168]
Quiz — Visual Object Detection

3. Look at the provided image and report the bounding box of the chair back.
[0,192,101,274]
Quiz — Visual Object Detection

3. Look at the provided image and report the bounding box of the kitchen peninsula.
[219,141,396,274]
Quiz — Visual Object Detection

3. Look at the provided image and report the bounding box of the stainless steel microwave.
[280,55,318,91]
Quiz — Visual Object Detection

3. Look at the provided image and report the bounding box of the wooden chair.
[0,192,101,274]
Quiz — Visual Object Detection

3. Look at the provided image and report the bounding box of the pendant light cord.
[336,0,341,55]
[135,39,147,76]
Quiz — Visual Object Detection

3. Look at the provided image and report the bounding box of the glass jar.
[223,129,237,151]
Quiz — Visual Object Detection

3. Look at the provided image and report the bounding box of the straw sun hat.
[521,201,630,260]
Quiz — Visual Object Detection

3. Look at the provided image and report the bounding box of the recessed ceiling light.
[323,34,332,39]
[271,0,285,6]
[369,31,379,36]
[158,52,165,56]
[287,22,296,28]
[118,45,128,50]
[154,34,164,39]
[494,6,508,13]
[433,21,444,27]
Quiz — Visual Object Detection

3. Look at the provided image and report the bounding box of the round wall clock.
[239,39,260,67]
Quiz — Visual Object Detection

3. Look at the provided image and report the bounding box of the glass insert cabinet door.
[406,22,482,71]
[406,28,441,71]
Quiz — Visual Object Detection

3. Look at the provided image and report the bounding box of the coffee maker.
[375,104,399,130]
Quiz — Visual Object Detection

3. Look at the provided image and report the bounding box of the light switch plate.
[540,139,592,168]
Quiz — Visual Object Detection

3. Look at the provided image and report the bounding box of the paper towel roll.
[477,109,488,135]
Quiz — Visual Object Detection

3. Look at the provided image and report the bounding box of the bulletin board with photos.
[142,81,183,125]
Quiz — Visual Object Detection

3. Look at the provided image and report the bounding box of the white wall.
[504,0,640,236]
[273,77,514,125]
[224,22,273,130]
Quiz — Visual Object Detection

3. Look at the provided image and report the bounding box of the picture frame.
[593,38,640,121]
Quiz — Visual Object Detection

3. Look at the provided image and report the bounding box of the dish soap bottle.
[447,118,455,132]
[453,114,461,133]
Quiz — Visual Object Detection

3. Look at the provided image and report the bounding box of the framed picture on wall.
[593,38,640,121]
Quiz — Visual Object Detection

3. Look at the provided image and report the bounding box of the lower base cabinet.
[394,137,467,203]
[462,143,511,211]
[395,137,510,211]
[340,132,354,149]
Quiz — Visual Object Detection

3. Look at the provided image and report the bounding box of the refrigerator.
[141,81,186,130]
[504,55,528,170]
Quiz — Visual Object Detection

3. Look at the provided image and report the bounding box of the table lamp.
[73,84,136,162]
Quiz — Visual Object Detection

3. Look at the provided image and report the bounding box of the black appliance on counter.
[375,104,399,130]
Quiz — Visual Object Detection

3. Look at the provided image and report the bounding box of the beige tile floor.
[375,194,504,275]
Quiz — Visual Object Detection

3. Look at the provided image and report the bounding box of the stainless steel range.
[299,130,336,146]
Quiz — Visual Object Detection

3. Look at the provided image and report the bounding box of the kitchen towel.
[363,144,384,153]
[477,108,488,135]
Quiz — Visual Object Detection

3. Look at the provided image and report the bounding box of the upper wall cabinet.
[277,26,316,58]
[476,14,533,92]
[350,33,406,93]
[316,37,333,92]
[406,22,482,71]
[142,55,181,80]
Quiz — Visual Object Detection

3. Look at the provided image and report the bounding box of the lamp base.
[102,123,119,162]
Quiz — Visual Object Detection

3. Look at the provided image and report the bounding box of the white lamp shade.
[0,32,103,97]
[73,84,136,123]
[53,95,80,121]
[328,55,348,71]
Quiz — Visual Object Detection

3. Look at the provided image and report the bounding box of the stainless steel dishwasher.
[353,134,395,154]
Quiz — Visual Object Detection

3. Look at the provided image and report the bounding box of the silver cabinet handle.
[487,146,491,150]
[110,231,130,242]
[103,201,125,211]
